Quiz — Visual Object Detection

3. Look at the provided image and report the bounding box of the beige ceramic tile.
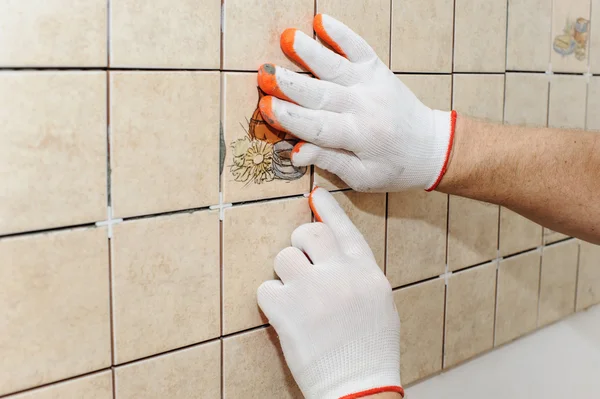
[331,191,386,269]
[448,196,499,271]
[387,191,447,287]
[504,73,549,126]
[0,72,106,235]
[112,211,220,364]
[391,0,453,72]
[543,228,569,244]
[115,341,221,399]
[319,0,391,66]
[445,262,496,368]
[548,75,588,129]
[7,371,112,399]
[576,241,600,310]
[0,228,110,396]
[506,0,552,71]
[587,76,600,131]
[551,0,591,73]
[590,0,600,73]
[110,72,219,218]
[454,0,507,72]
[110,0,220,68]
[495,251,541,346]
[452,74,505,122]
[223,327,302,398]
[499,208,542,256]
[222,73,310,203]
[314,167,349,191]
[539,240,579,326]
[223,0,313,71]
[223,197,311,334]
[397,74,453,111]
[0,1,106,66]
[393,279,445,385]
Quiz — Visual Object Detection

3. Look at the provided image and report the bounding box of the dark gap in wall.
[451,0,456,72]
[452,258,496,275]
[544,236,577,247]
[0,222,98,240]
[536,247,543,327]
[501,246,540,260]
[574,240,582,311]
[492,261,499,347]
[441,282,448,369]
[108,239,116,366]
[388,0,393,68]
[121,205,213,222]
[106,0,111,67]
[393,71,452,76]
[391,274,441,292]
[111,368,117,399]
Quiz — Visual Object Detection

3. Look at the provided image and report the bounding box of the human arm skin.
[365,393,403,399]
[438,116,600,244]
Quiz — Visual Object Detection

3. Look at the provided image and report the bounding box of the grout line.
[111,368,116,399]
[0,222,99,240]
[451,0,456,73]
[574,240,581,311]
[108,239,116,367]
[220,337,224,399]
[441,278,448,369]
[106,0,111,67]
[388,0,393,68]
[391,273,441,291]
[492,260,500,347]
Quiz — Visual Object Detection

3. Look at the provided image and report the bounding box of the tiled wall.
[1,0,600,397]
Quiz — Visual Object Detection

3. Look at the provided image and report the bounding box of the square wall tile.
[112,211,220,364]
[550,0,591,73]
[548,75,588,129]
[576,241,600,310]
[0,72,106,235]
[393,279,445,385]
[319,0,391,66]
[0,228,110,396]
[504,73,549,126]
[331,191,386,270]
[0,1,107,66]
[223,327,302,398]
[496,250,541,346]
[506,0,552,71]
[590,0,600,73]
[452,74,505,122]
[223,197,311,334]
[539,240,579,327]
[8,371,112,399]
[543,228,569,244]
[445,262,496,368]
[115,341,221,399]
[387,191,447,287]
[223,0,313,71]
[587,76,600,131]
[454,0,507,72]
[314,167,349,191]
[391,0,453,72]
[499,208,542,256]
[110,0,220,68]
[448,196,499,271]
[222,73,310,203]
[110,72,219,218]
[397,74,453,111]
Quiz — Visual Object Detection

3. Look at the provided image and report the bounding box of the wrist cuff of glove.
[425,110,457,192]
[340,385,405,399]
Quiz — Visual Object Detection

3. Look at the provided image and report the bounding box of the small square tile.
[539,240,579,326]
[448,196,499,271]
[587,76,600,131]
[499,208,542,256]
[397,74,453,111]
[222,73,310,203]
[0,72,106,235]
[0,1,107,67]
[445,262,496,368]
[319,0,391,66]
[543,228,569,244]
[454,0,507,72]
[393,279,445,385]
[391,0,453,72]
[110,72,219,218]
[314,168,349,191]
[223,327,302,398]
[223,197,311,334]
[7,371,112,399]
[576,241,600,310]
[504,73,549,126]
[452,74,505,122]
[506,0,552,71]
[112,211,220,364]
[0,228,110,396]
[590,0,600,73]
[223,0,313,71]
[387,191,447,287]
[548,75,588,129]
[110,0,220,68]
[550,0,591,73]
[115,341,221,399]
[495,250,541,346]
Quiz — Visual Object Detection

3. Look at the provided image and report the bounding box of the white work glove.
[257,14,456,192]
[257,187,403,399]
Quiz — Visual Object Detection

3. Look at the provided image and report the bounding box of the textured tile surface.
[506,0,552,71]
[445,263,496,368]
[110,0,220,68]
[0,72,106,235]
[110,72,219,217]
[397,74,453,111]
[452,74,505,121]
[314,168,349,191]
[587,76,600,131]
[393,279,445,385]
[499,208,542,257]
[504,73,549,126]
[576,241,600,310]
[0,228,110,395]
[548,75,588,129]
[112,211,220,364]
[550,0,591,73]
[115,341,221,399]
[7,371,112,399]
[0,0,107,66]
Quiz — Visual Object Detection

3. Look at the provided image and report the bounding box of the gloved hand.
[257,187,403,399]
[257,14,457,192]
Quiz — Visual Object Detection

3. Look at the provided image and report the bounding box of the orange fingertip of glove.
[258,96,286,132]
[280,28,314,74]
[426,110,457,192]
[339,386,405,399]
[257,64,293,103]
[308,186,323,222]
[313,14,347,57]
[292,141,305,154]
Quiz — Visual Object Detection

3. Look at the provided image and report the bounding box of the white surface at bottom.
[406,304,600,399]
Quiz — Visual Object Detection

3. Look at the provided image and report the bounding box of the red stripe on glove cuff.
[339,385,405,399]
[426,109,458,192]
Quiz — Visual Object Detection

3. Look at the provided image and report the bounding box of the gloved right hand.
[257,14,457,192]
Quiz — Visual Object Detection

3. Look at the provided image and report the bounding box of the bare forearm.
[438,115,600,244]
[365,393,403,399]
